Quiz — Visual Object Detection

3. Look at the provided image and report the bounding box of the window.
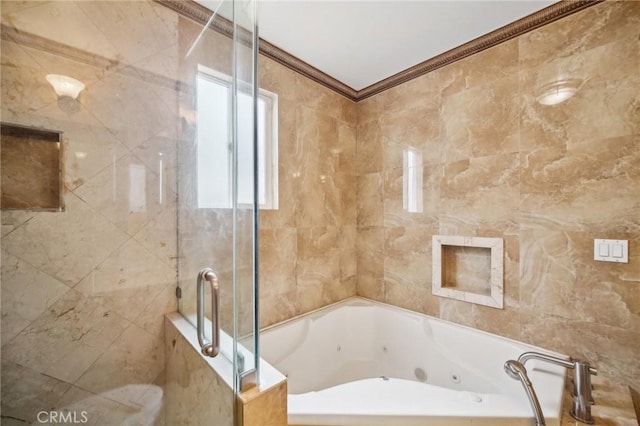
[196,65,278,209]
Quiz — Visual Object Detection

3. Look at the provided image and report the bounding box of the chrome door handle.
[197,267,220,357]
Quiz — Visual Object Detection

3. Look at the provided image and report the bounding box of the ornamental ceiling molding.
[161,0,603,102]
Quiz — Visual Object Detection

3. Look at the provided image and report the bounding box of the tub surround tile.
[259,228,297,297]
[133,282,178,337]
[0,250,70,347]
[382,166,440,228]
[356,173,383,227]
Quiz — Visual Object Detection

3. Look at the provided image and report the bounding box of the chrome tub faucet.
[517,351,597,424]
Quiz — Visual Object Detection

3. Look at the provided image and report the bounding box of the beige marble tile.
[519,1,640,69]
[382,165,440,228]
[75,0,178,68]
[164,317,234,426]
[79,70,175,151]
[74,324,164,405]
[259,228,297,298]
[0,40,56,116]
[1,210,36,237]
[1,250,70,347]
[133,282,177,338]
[356,226,385,300]
[520,134,640,234]
[356,172,383,227]
[133,202,178,270]
[355,119,383,175]
[74,153,169,236]
[74,238,176,322]
[238,380,287,426]
[440,153,520,234]
[1,192,129,286]
[440,75,520,163]
[2,289,129,383]
[1,1,120,61]
[296,227,341,290]
[0,359,71,424]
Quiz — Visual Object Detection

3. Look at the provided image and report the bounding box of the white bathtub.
[260,297,567,426]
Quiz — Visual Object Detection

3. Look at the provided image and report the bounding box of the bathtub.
[260,297,567,426]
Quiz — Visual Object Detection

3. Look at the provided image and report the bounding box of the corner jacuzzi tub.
[260,297,567,426]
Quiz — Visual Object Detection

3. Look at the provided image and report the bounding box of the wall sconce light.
[535,79,582,106]
[46,74,85,99]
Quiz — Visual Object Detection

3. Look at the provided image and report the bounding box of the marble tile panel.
[379,104,442,170]
[164,317,233,426]
[133,282,177,337]
[259,56,298,101]
[520,226,640,331]
[74,237,176,322]
[1,210,35,238]
[260,290,298,329]
[336,171,357,226]
[440,153,520,233]
[1,1,120,61]
[1,359,71,424]
[355,119,383,175]
[438,297,522,340]
[79,70,174,150]
[0,40,57,116]
[74,153,168,236]
[296,227,341,288]
[337,122,356,172]
[383,226,435,314]
[0,1,47,18]
[519,1,640,69]
[259,228,297,297]
[1,192,129,286]
[132,134,178,198]
[356,172,383,227]
[356,226,385,300]
[339,226,358,284]
[456,38,519,91]
[76,0,178,68]
[294,282,325,316]
[520,134,640,234]
[133,202,178,270]
[1,250,70,347]
[439,75,520,163]
[382,165,440,228]
[74,324,164,405]
[372,73,440,115]
[2,289,129,384]
[294,73,355,122]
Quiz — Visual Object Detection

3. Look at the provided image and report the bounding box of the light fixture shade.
[46,74,85,99]
[535,79,582,106]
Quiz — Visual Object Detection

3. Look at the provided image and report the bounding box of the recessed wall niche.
[1,123,64,211]
[432,235,503,309]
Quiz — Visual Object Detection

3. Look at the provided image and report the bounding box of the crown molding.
[158,0,603,102]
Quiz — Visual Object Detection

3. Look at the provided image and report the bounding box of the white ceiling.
[199,1,556,90]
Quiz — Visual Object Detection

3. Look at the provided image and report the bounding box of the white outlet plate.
[594,239,628,263]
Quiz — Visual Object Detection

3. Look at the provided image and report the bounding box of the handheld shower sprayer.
[504,360,546,426]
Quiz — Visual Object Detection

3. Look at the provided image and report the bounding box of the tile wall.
[356,1,640,393]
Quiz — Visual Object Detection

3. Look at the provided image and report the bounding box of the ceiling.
[198,0,555,91]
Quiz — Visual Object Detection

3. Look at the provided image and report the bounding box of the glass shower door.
[176,0,259,394]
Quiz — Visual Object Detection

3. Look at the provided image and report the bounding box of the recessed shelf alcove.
[432,235,503,309]
[1,123,64,211]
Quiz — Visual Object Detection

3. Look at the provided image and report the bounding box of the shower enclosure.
[0,0,258,424]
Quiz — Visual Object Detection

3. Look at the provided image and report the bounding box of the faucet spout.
[517,351,597,424]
